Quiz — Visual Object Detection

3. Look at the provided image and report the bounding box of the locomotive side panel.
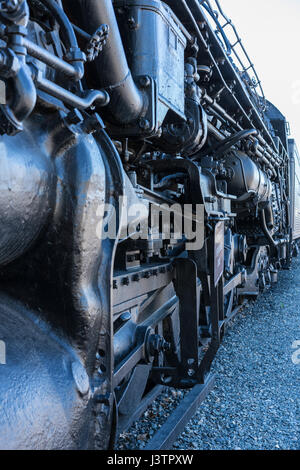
[289,139,300,240]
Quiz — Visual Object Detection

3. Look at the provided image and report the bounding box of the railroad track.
[116,376,215,450]
[116,302,247,450]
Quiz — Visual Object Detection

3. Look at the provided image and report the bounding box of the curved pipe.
[23,37,83,80]
[11,63,37,122]
[154,173,187,190]
[75,0,145,124]
[193,128,258,160]
[34,72,109,109]
[213,129,258,158]
[0,49,36,131]
[260,209,278,250]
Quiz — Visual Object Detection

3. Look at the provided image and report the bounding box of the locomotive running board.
[144,374,216,450]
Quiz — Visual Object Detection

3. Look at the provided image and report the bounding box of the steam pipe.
[23,37,83,79]
[207,121,226,141]
[76,0,145,124]
[154,173,187,190]
[260,209,278,250]
[202,91,281,166]
[205,129,258,159]
[32,70,109,109]
[10,61,36,122]
[0,48,36,133]
[205,121,277,175]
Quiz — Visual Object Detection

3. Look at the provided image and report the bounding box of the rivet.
[71,362,90,396]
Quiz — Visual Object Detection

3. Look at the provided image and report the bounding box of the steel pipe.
[33,71,109,109]
[75,0,145,124]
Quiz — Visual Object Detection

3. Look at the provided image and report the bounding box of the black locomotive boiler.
[0,0,299,449]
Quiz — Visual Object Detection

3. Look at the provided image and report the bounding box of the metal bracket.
[174,258,200,383]
[108,76,158,139]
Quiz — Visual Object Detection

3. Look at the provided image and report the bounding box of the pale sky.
[217,0,300,142]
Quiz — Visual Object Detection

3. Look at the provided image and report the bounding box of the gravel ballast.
[117,258,300,450]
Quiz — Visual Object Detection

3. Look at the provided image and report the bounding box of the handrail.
[200,0,266,113]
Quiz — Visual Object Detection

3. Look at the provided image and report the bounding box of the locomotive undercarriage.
[0,0,296,449]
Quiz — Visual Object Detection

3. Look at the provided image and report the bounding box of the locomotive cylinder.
[0,130,54,265]
[225,150,272,204]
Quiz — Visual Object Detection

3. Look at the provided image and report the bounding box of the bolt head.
[120,311,131,322]
[4,0,19,12]
[6,24,27,35]
[71,362,90,396]
[139,75,151,88]
[94,393,110,406]
[139,118,150,131]
[65,109,83,125]
[83,112,105,134]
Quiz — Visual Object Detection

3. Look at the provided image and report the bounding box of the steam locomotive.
[0,0,299,449]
